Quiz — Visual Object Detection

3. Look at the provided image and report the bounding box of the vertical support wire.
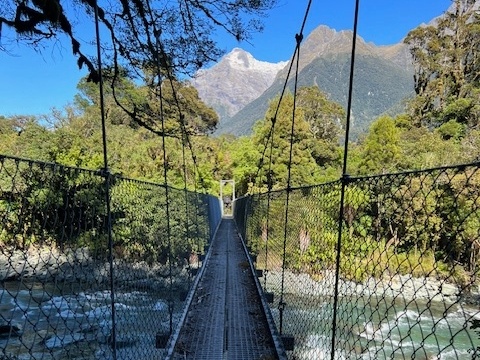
[180,117,192,276]
[93,1,117,357]
[279,33,304,335]
[183,156,200,267]
[262,113,278,291]
[264,160,273,290]
[153,30,175,334]
[330,0,360,359]
[276,0,312,336]
[191,165,202,269]
[252,0,312,190]
[144,0,208,269]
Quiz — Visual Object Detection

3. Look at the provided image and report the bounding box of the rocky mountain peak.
[273,24,413,80]
[191,24,415,136]
[190,48,287,119]
[224,48,255,69]
[302,25,369,56]
[221,47,287,76]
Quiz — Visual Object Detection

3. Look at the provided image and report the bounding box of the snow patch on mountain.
[190,48,287,119]
[225,48,287,75]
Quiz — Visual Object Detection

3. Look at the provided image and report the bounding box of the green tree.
[0,116,18,154]
[358,115,401,174]
[230,136,262,195]
[1,1,274,147]
[296,86,345,169]
[404,0,480,128]
[0,116,56,161]
[1,0,278,80]
[252,93,322,189]
[74,71,218,137]
[160,80,219,135]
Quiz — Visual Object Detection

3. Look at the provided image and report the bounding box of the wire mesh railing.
[0,154,221,359]
[234,162,480,360]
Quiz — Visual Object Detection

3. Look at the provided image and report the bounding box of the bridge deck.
[169,218,282,359]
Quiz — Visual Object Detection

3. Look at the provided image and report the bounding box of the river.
[0,281,180,359]
[274,294,480,359]
[2,281,479,359]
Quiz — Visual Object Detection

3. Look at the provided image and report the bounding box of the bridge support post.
[281,335,295,351]
[264,292,274,303]
[156,331,170,349]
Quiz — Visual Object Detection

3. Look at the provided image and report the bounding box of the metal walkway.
[167,218,285,359]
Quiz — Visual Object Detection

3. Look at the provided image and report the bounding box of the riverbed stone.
[0,324,22,338]
[43,332,85,349]
[264,269,469,304]
[441,282,458,296]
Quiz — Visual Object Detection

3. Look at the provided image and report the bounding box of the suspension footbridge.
[1,0,480,359]
[167,218,285,360]
[1,154,479,360]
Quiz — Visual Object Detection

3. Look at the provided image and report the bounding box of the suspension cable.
[252,0,311,299]
[252,42,297,188]
[261,44,301,290]
[93,1,117,357]
[145,3,208,193]
[144,0,208,312]
[150,28,176,334]
[145,24,203,274]
[179,119,193,275]
[330,0,360,359]
[255,0,313,295]
[147,4,211,269]
[253,0,313,189]
[279,41,301,336]
[263,137,274,290]
[277,0,312,335]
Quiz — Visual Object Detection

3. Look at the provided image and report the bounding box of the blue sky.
[0,0,451,117]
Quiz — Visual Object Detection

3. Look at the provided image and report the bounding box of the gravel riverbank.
[263,269,479,304]
[0,245,192,291]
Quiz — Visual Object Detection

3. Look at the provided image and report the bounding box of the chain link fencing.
[234,162,480,359]
[0,154,221,359]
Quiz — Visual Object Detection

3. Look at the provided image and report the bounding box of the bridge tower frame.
[219,179,235,215]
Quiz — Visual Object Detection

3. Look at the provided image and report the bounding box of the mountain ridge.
[218,52,413,138]
[192,24,415,138]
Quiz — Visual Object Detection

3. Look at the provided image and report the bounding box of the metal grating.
[172,218,278,359]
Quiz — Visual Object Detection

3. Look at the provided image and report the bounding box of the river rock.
[43,332,84,349]
[0,324,22,338]
[264,269,467,303]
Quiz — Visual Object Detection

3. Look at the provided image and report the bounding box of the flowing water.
[275,294,480,359]
[0,281,179,359]
[3,281,479,359]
